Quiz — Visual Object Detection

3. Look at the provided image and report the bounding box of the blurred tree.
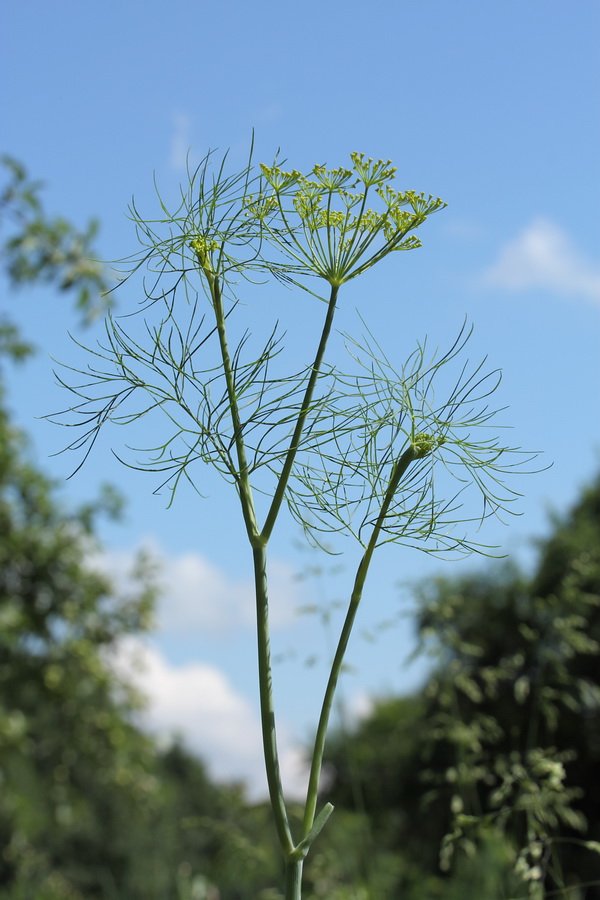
[322,474,600,897]
[0,153,156,895]
[0,156,289,900]
[0,379,161,895]
[1,155,111,340]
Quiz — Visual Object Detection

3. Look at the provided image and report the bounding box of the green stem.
[209,268,294,857]
[208,268,299,863]
[207,270,295,855]
[302,444,419,836]
[210,273,259,543]
[261,283,339,542]
[285,859,303,900]
[254,544,294,855]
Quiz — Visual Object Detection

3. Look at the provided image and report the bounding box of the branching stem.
[302,443,419,837]
[254,544,294,854]
[209,273,260,544]
[261,283,339,542]
[208,267,294,851]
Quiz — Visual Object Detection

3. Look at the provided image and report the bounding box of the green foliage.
[0,267,283,898]
[0,156,282,900]
[322,472,600,898]
[53,149,531,557]
[0,388,155,894]
[0,155,111,360]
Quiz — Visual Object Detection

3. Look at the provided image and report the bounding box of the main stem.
[208,270,293,851]
[254,543,294,854]
[210,271,354,895]
[285,859,303,900]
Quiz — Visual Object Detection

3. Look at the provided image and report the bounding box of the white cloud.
[442,217,485,240]
[156,549,300,635]
[93,543,308,796]
[482,218,600,304]
[98,541,301,636]
[115,638,308,799]
[344,689,374,723]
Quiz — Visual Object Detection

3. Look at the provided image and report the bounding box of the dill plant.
[53,141,535,898]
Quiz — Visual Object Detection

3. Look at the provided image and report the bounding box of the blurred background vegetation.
[1,157,598,898]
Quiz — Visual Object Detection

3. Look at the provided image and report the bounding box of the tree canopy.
[0,157,277,899]
[323,471,600,897]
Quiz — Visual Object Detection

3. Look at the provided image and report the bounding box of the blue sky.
[2,0,600,796]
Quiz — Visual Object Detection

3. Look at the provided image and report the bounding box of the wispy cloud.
[169,111,194,172]
[482,218,600,304]
[98,542,301,635]
[153,545,301,634]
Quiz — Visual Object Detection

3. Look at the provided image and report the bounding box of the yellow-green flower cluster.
[259,164,303,192]
[349,152,396,187]
[245,153,446,286]
[189,235,219,276]
[412,432,446,458]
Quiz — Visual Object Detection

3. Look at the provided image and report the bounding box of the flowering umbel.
[245,153,446,286]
